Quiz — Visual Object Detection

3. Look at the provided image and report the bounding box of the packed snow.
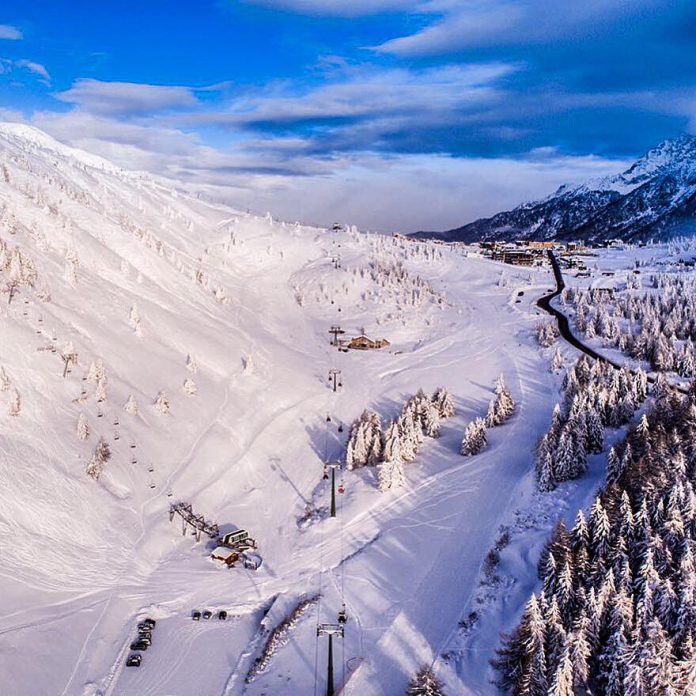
[4,124,692,696]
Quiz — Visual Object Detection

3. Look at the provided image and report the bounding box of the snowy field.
[0,123,647,696]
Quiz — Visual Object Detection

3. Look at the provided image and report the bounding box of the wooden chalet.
[347,335,390,350]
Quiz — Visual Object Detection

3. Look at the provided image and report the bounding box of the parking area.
[115,611,260,695]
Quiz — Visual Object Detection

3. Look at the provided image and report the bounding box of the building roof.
[212,546,236,558]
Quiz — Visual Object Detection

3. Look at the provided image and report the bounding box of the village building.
[491,250,535,266]
[346,335,391,350]
[211,546,239,567]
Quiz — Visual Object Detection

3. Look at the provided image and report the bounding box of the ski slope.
[0,123,560,696]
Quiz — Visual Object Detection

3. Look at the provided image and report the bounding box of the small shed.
[211,547,239,567]
[221,530,249,547]
[347,335,390,350]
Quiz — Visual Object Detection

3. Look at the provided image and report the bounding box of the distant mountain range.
[417,135,696,243]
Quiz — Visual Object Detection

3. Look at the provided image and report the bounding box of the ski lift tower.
[328,369,342,392]
[329,326,344,347]
[317,623,345,696]
[324,461,342,518]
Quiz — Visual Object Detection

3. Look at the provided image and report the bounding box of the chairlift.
[97,411,103,418]
[326,415,331,422]
[114,432,120,441]
[131,458,137,465]
[167,490,173,497]
[337,604,347,624]
[149,482,156,489]
[337,424,344,433]
[131,443,136,449]
[338,381,343,388]
[148,466,154,473]
[338,482,345,494]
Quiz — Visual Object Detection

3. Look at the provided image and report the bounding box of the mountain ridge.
[417,134,696,243]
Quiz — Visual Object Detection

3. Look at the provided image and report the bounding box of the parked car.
[126,654,142,667]
[218,610,227,621]
[142,618,156,628]
[202,610,212,620]
[192,611,201,621]
[137,634,152,646]
[130,640,149,651]
[138,619,156,631]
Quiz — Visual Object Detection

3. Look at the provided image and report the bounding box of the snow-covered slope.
[423,135,696,243]
[0,124,558,696]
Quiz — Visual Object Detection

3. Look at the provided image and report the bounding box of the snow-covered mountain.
[0,123,564,696]
[421,135,696,243]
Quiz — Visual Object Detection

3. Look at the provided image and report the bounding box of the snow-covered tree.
[431,387,455,418]
[124,393,139,415]
[76,413,89,440]
[405,665,446,696]
[0,366,10,392]
[182,378,197,396]
[95,379,107,403]
[7,388,21,416]
[86,438,111,480]
[154,390,170,414]
[460,418,487,456]
[486,375,515,427]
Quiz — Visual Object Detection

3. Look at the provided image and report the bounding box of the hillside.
[420,135,696,243]
[0,123,558,696]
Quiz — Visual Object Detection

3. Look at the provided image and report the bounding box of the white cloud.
[243,0,420,17]
[55,79,199,116]
[29,107,631,233]
[226,151,633,232]
[172,62,518,130]
[376,0,667,55]
[15,60,51,84]
[0,24,22,40]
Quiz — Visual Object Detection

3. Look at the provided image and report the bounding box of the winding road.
[537,250,688,394]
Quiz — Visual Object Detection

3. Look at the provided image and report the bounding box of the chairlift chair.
[337,604,348,624]
[338,482,345,494]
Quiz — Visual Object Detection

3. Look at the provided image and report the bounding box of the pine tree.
[607,446,623,485]
[154,390,170,414]
[460,418,487,456]
[383,421,403,463]
[547,644,573,696]
[405,665,445,695]
[551,347,565,373]
[0,366,10,392]
[486,375,515,427]
[8,388,21,416]
[423,403,441,438]
[86,438,111,480]
[124,393,139,415]
[431,387,455,419]
[76,413,89,440]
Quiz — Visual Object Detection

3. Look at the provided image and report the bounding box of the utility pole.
[317,623,344,696]
[325,461,341,518]
[329,325,344,346]
[328,369,342,392]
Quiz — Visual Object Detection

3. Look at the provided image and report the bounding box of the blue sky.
[1,0,695,231]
